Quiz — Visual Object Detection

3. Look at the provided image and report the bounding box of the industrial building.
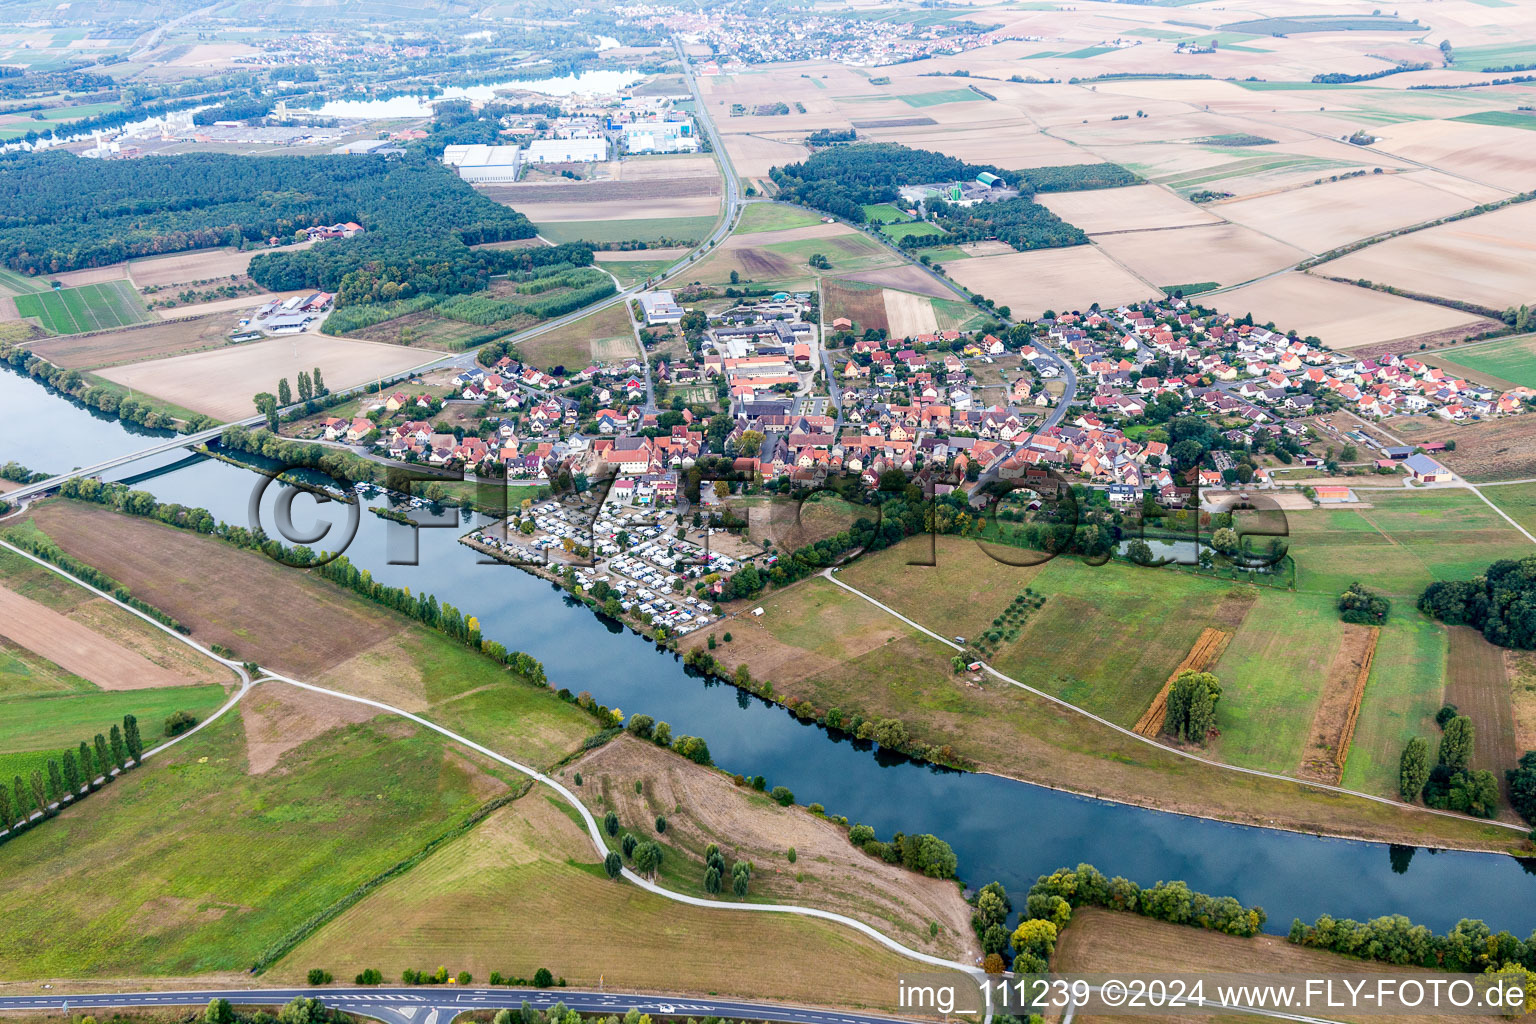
[440,144,524,182]
[524,136,609,164]
[622,118,698,154]
[638,290,685,325]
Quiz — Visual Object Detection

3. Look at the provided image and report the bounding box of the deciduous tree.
[1399,736,1430,801]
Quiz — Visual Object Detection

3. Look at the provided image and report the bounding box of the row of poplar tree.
[0,714,144,840]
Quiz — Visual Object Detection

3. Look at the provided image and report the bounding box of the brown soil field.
[1093,223,1307,289]
[0,584,199,690]
[823,279,888,333]
[479,177,720,206]
[1209,273,1486,350]
[282,785,932,1011]
[26,501,409,677]
[1055,908,1505,1024]
[617,155,719,181]
[1037,185,1220,234]
[573,734,977,961]
[883,289,938,338]
[240,680,381,774]
[722,133,809,179]
[1510,650,1536,755]
[1373,120,1536,192]
[1390,415,1536,481]
[1297,625,1377,785]
[54,265,130,287]
[947,246,1158,318]
[27,314,241,370]
[515,195,722,222]
[1446,625,1519,781]
[1133,627,1235,738]
[96,335,442,420]
[1326,201,1536,310]
[834,263,953,299]
[1216,173,1477,255]
[858,124,1086,167]
[127,249,260,289]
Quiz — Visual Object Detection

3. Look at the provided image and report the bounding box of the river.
[6,366,1536,936]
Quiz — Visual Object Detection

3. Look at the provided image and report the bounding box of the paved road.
[0,987,927,1024]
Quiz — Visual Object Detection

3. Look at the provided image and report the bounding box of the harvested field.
[479,177,720,207]
[25,501,409,677]
[1037,185,1219,234]
[0,585,197,690]
[1326,202,1536,311]
[946,247,1158,319]
[240,681,380,775]
[1297,625,1378,785]
[1215,173,1478,255]
[596,247,689,262]
[617,155,719,181]
[1133,627,1234,738]
[27,314,241,370]
[573,734,976,960]
[1093,223,1307,289]
[822,279,888,333]
[53,265,129,287]
[539,217,718,246]
[127,248,260,289]
[722,133,809,178]
[95,335,442,420]
[515,196,721,223]
[1446,626,1519,779]
[957,241,1014,257]
[883,289,938,338]
[1372,119,1536,192]
[347,309,528,351]
[1390,414,1536,481]
[833,263,953,299]
[1209,273,1489,350]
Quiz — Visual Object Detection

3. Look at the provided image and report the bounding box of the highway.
[0,987,927,1024]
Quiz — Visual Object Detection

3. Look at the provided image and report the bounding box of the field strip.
[821,567,1528,834]
[1133,627,1233,738]
[0,536,979,980]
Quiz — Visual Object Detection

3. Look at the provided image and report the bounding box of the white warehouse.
[623,119,698,154]
[524,136,609,164]
[440,144,523,182]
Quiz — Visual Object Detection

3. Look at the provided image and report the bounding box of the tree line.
[2,343,218,433]
[1419,556,1536,650]
[1,714,142,843]
[768,143,1013,222]
[1289,910,1536,973]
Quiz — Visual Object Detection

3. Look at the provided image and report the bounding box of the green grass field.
[598,258,675,288]
[898,89,982,108]
[1486,482,1536,537]
[1450,111,1536,131]
[1427,334,1536,388]
[917,245,972,262]
[536,216,718,245]
[0,639,95,700]
[1341,610,1448,798]
[1449,43,1536,69]
[882,221,944,241]
[0,267,50,297]
[14,281,154,335]
[0,685,229,755]
[860,203,911,224]
[737,203,824,233]
[0,707,516,977]
[1209,591,1347,774]
[991,558,1249,727]
[1285,490,1532,598]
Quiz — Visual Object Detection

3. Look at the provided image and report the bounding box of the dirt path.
[0,584,196,690]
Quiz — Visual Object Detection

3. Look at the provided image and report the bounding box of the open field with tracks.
[1391,415,1536,481]
[1446,626,1520,783]
[27,314,244,370]
[945,246,1157,318]
[1209,273,1493,350]
[94,335,441,420]
[515,302,634,372]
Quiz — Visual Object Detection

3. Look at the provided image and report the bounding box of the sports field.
[14,281,155,335]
